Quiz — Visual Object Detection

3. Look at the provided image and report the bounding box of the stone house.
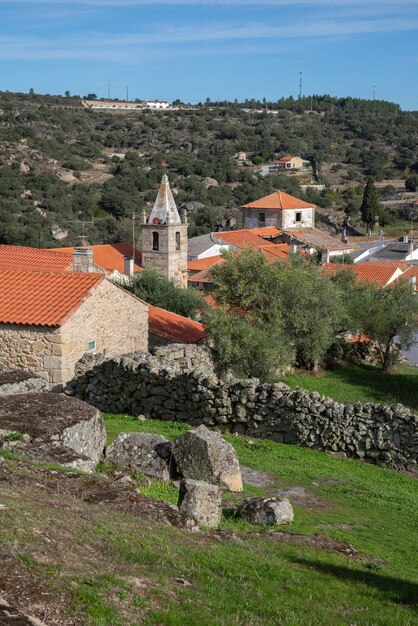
[242,191,316,230]
[276,155,309,170]
[0,269,148,384]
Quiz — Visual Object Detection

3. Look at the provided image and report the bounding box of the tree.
[207,249,345,375]
[122,268,205,319]
[204,306,291,380]
[405,175,418,192]
[356,280,417,372]
[360,178,380,234]
[65,90,71,98]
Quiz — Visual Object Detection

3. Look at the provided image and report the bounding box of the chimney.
[72,248,94,273]
[409,275,416,290]
[408,238,414,257]
[124,256,134,277]
[291,244,298,254]
[321,249,330,264]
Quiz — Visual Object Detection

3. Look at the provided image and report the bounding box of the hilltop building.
[141,174,188,288]
[276,155,310,170]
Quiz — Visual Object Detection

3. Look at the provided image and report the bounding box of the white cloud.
[0,14,417,62]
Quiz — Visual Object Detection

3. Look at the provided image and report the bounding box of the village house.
[322,261,410,288]
[143,100,171,109]
[352,236,418,264]
[241,190,353,258]
[276,155,310,170]
[0,268,148,384]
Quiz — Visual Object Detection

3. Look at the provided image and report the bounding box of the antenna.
[299,71,303,99]
[66,219,94,246]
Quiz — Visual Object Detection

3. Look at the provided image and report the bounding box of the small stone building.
[0,269,148,383]
[242,191,316,230]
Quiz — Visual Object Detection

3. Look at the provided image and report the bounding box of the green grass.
[98,415,418,626]
[2,408,417,625]
[284,363,418,411]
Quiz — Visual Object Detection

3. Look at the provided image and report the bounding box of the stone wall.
[0,280,148,384]
[66,345,418,472]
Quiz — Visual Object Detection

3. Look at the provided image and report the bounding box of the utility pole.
[126,86,129,102]
[373,84,376,100]
[298,71,303,99]
[108,83,111,102]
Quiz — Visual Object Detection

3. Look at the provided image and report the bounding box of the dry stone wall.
[66,345,418,472]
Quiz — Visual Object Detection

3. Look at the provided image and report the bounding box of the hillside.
[1,417,417,625]
[0,92,418,248]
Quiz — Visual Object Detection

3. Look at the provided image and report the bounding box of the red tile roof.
[323,262,406,288]
[399,266,418,291]
[51,243,142,274]
[248,226,282,238]
[188,256,223,271]
[261,243,292,260]
[148,305,205,344]
[277,155,294,163]
[214,229,272,249]
[242,191,315,211]
[0,245,72,272]
[0,269,104,326]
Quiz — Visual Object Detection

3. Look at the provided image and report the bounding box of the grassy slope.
[101,415,418,626]
[284,363,418,411]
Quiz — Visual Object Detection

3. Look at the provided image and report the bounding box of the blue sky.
[0,1,417,110]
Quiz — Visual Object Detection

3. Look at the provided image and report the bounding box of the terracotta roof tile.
[248,226,282,238]
[214,230,271,249]
[242,191,315,211]
[187,256,223,271]
[51,243,142,274]
[323,262,406,288]
[148,305,205,344]
[0,269,104,326]
[289,228,351,251]
[0,245,72,272]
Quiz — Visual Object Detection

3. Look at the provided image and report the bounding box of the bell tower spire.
[141,173,188,288]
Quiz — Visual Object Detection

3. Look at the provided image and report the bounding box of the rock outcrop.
[173,425,243,492]
[240,497,294,526]
[0,369,48,396]
[0,392,106,472]
[106,432,174,480]
[178,479,222,529]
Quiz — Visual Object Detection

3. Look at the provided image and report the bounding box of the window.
[295,212,302,223]
[87,340,96,352]
[259,212,266,224]
[152,231,159,251]
[176,231,181,250]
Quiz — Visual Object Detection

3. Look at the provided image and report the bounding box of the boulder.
[0,369,48,396]
[0,392,106,472]
[106,432,174,480]
[240,497,294,526]
[202,177,219,188]
[173,425,242,492]
[178,479,222,529]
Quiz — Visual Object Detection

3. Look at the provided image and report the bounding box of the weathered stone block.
[240,497,294,525]
[173,425,242,492]
[106,432,174,480]
[178,479,222,529]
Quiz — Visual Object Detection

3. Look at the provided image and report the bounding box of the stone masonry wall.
[0,280,148,385]
[66,345,418,472]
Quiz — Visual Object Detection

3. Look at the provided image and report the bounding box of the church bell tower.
[141,174,188,288]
